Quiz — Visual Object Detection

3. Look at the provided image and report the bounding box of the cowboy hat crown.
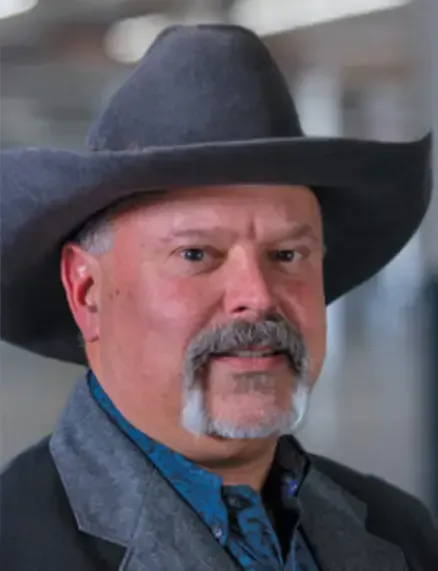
[86,24,304,151]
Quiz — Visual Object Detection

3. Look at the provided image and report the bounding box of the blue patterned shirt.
[88,371,319,571]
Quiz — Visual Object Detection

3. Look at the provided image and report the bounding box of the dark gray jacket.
[1,377,437,571]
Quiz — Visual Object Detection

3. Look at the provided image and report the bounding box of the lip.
[211,354,287,371]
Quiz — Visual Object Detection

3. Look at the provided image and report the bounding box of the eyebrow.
[281,223,319,243]
[161,223,320,244]
[162,228,227,241]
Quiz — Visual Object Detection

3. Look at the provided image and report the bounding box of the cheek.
[98,272,214,412]
[105,270,212,359]
[282,278,326,379]
[304,311,327,383]
[137,276,209,332]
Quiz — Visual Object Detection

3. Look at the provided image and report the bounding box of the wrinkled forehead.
[112,184,323,238]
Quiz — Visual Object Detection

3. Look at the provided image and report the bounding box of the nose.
[222,248,278,319]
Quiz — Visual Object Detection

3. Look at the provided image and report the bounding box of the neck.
[196,438,278,491]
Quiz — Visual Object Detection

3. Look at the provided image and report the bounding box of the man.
[0,24,436,571]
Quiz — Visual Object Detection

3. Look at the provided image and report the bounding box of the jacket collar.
[50,375,239,571]
[50,374,408,571]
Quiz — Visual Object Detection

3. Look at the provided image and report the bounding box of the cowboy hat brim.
[0,134,432,364]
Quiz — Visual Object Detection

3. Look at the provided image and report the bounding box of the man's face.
[63,185,326,457]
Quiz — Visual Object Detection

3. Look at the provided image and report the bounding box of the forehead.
[113,185,322,240]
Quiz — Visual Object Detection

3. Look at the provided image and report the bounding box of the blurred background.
[1,0,438,514]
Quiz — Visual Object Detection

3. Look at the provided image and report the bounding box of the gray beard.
[179,316,311,439]
[180,370,310,439]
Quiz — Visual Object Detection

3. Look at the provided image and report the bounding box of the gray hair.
[70,191,165,353]
[73,212,113,254]
[71,190,166,254]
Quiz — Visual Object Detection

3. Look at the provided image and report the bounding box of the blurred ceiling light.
[231,0,409,35]
[104,14,175,64]
[0,0,38,20]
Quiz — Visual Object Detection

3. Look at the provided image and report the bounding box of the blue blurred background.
[1,0,437,514]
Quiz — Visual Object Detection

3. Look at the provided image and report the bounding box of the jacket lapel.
[299,465,409,571]
[50,376,239,571]
[119,470,240,571]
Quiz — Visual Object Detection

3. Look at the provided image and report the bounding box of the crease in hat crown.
[85,24,304,153]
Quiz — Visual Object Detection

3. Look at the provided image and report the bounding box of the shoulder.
[1,438,126,571]
[2,435,55,478]
[309,453,434,521]
[1,436,65,510]
[310,453,438,568]
[0,436,69,517]
[0,438,88,571]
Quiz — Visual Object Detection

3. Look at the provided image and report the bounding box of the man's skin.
[61,184,327,491]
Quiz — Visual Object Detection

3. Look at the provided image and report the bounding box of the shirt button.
[227,496,242,508]
[288,481,298,495]
[212,524,224,540]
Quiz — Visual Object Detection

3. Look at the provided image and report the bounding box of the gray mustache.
[186,315,308,377]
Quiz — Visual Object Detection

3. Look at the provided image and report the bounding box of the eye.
[272,249,302,263]
[181,248,206,262]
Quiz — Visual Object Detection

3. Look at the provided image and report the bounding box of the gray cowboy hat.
[0,24,432,365]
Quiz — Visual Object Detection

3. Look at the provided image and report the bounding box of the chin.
[182,388,309,440]
[181,368,311,438]
[205,413,296,439]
